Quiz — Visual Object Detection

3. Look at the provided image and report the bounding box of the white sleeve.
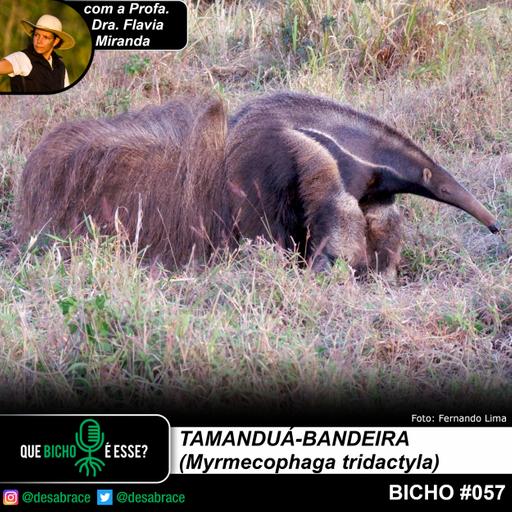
[4,52,32,77]
[64,69,70,87]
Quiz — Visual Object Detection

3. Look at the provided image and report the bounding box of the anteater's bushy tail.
[15,97,230,267]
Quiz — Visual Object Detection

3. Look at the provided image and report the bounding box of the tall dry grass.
[0,0,511,412]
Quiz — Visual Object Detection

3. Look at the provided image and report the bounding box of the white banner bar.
[171,427,511,475]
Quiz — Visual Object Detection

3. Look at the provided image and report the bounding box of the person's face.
[32,28,59,58]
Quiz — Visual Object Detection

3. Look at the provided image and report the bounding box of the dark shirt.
[10,45,66,93]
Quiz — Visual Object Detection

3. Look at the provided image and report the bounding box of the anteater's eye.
[440,187,450,195]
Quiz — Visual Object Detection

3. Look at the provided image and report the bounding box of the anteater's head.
[361,162,499,234]
[411,165,499,233]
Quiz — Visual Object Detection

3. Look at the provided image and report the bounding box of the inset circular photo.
[0,0,92,93]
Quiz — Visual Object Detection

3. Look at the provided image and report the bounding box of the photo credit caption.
[71,1,187,50]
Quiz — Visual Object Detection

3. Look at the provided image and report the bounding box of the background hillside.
[0,0,510,416]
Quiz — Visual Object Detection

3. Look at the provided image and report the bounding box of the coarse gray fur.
[15,91,498,276]
[226,91,498,275]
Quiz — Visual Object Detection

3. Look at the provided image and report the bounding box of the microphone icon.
[75,419,106,477]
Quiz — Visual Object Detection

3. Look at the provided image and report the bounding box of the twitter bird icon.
[97,490,113,506]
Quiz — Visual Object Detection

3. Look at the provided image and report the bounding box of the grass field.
[0,0,511,415]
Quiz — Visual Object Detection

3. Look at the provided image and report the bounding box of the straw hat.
[21,14,75,50]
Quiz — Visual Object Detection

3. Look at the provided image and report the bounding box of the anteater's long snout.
[449,184,499,234]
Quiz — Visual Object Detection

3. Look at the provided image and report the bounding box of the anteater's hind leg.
[363,202,402,280]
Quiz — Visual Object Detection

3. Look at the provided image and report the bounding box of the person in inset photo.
[0,14,75,93]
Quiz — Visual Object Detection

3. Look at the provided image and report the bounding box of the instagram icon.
[3,490,19,506]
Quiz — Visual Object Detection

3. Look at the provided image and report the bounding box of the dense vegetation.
[0,1,510,414]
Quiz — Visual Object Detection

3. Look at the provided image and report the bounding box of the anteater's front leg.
[363,202,402,280]
[309,192,368,275]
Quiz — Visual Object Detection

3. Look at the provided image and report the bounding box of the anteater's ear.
[422,167,432,184]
